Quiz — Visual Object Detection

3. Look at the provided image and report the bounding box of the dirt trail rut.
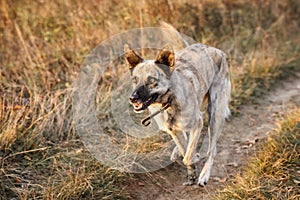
[123,70,300,200]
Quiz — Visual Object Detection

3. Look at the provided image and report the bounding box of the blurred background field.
[0,0,299,199]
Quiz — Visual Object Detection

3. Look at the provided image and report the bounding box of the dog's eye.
[147,77,158,88]
[147,77,157,84]
[150,78,156,84]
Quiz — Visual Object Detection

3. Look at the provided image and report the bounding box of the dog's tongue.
[133,102,143,110]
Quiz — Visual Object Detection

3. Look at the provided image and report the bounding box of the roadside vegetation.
[217,109,300,200]
[1,0,299,199]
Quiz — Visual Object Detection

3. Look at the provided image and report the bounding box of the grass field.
[1,0,300,199]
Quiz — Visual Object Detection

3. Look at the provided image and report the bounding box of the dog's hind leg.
[197,143,217,186]
[198,73,230,186]
[198,89,221,186]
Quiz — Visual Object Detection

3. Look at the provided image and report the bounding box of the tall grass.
[1,0,300,198]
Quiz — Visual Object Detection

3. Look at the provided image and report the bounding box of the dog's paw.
[183,165,197,186]
[183,179,196,186]
[183,175,197,186]
[197,179,208,187]
[170,146,182,161]
[197,172,210,187]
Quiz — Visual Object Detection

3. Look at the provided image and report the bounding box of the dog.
[124,39,231,186]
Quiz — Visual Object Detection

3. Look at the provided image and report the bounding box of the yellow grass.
[217,109,300,199]
[1,0,299,198]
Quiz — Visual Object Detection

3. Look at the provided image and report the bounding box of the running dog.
[124,40,231,186]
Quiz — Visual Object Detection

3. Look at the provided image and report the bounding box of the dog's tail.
[223,56,231,120]
[206,47,231,120]
[225,106,231,119]
[160,21,189,51]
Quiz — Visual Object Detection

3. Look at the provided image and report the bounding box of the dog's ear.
[155,44,175,69]
[124,44,143,71]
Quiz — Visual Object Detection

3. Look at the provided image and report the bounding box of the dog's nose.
[129,95,138,103]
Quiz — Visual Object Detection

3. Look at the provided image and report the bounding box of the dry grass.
[0,140,129,199]
[217,109,300,200]
[1,0,300,199]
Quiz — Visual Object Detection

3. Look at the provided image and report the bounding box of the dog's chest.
[148,105,169,132]
[148,104,201,133]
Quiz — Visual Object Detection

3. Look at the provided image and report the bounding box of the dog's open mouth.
[132,94,158,112]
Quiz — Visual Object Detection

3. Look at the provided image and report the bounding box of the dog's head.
[124,44,175,113]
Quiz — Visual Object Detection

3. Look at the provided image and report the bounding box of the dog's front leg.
[182,122,203,186]
[168,130,196,186]
[168,130,187,157]
[170,131,188,161]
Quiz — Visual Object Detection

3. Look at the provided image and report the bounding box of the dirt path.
[123,70,300,200]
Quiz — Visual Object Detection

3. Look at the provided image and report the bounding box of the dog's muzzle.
[129,93,158,113]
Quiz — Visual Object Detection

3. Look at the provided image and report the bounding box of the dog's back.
[174,43,230,114]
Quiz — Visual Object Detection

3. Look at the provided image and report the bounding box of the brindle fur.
[124,41,231,186]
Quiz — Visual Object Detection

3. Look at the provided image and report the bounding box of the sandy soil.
[122,70,300,200]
